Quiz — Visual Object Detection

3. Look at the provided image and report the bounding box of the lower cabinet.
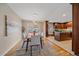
[54,31,72,41]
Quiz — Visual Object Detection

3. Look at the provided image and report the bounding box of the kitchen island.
[54,29,72,41]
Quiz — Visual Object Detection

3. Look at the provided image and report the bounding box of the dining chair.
[25,32,35,52]
[22,37,27,48]
[29,35,41,56]
[22,33,27,48]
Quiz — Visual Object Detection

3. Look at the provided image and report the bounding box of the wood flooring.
[15,38,72,56]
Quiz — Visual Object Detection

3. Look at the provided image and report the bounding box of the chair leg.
[30,46,32,56]
[39,45,40,55]
[26,41,28,52]
[38,45,41,55]
[41,40,43,49]
[37,45,40,55]
[22,41,25,48]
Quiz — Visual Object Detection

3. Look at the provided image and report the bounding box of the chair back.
[22,33,27,41]
[30,35,41,45]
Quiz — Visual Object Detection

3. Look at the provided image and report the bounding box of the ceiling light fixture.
[33,21,37,25]
[62,14,66,17]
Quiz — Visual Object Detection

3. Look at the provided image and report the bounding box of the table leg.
[40,38,43,48]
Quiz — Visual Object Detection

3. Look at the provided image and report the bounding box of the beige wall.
[22,20,44,36]
[0,4,22,55]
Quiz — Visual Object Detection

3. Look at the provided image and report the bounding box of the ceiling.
[7,3,72,22]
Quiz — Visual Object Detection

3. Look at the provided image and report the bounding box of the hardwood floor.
[15,37,72,56]
[40,38,72,56]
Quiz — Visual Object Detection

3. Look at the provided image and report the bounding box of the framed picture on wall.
[4,15,7,36]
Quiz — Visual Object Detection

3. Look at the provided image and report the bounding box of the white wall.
[22,20,44,36]
[0,4,22,55]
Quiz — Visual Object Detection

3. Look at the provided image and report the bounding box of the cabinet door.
[54,31,60,41]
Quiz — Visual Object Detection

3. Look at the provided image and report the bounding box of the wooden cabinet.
[53,21,72,41]
[54,31,60,41]
[53,23,67,29]
[54,31,72,41]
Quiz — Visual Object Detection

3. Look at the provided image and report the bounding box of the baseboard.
[4,40,21,56]
[47,38,75,55]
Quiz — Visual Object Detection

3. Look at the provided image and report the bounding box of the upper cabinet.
[53,21,72,29]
